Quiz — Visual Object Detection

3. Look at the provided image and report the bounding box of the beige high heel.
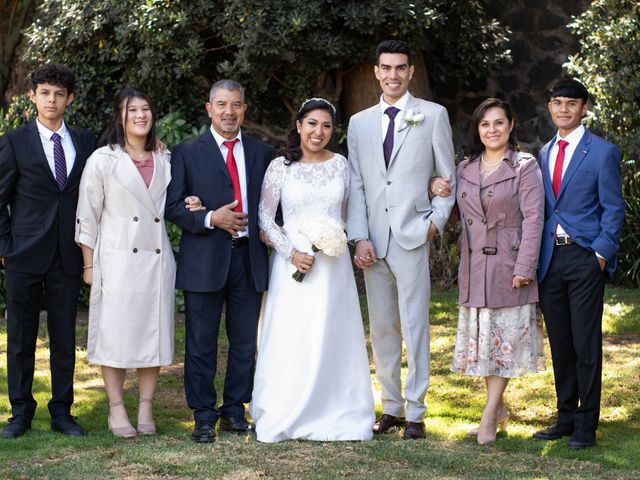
[108,401,137,438]
[136,398,156,435]
[467,408,510,437]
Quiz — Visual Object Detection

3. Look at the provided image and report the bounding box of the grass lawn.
[0,286,638,479]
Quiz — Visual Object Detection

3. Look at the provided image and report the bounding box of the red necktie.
[552,139,569,198]
[223,139,242,212]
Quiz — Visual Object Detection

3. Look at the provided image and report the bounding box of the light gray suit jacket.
[347,93,456,258]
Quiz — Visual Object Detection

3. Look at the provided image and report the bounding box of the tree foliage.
[22,0,509,140]
[566,0,640,161]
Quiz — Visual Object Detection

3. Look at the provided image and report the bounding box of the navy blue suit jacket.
[537,128,625,282]
[0,121,96,275]
[165,130,275,292]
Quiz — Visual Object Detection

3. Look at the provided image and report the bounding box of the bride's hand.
[291,250,315,273]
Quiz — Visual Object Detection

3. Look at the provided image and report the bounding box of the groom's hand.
[210,200,248,235]
[354,240,376,269]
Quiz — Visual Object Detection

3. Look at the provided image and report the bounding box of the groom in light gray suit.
[347,40,455,439]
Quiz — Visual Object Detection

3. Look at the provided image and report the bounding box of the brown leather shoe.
[373,414,405,434]
[403,421,426,439]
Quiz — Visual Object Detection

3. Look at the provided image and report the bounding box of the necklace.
[481,153,503,168]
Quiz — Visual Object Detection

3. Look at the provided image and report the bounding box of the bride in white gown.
[250,98,374,442]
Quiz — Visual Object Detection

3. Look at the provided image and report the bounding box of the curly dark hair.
[29,64,76,94]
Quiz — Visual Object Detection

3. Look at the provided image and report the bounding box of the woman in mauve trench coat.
[76,87,201,438]
[432,98,544,445]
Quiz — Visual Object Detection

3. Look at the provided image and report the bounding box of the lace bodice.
[259,154,349,259]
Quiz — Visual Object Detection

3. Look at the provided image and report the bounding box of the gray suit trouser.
[364,231,430,422]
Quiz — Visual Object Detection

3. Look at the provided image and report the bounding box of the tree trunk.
[341,51,433,120]
[0,0,36,109]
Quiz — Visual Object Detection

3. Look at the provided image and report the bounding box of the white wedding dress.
[250,154,374,442]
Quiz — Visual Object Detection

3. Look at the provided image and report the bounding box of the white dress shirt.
[35,118,77,178]
[379,92,410,140]
[205,126,249,237]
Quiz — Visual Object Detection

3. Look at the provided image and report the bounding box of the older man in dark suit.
[0,64,95,438]
[165,79,275,443]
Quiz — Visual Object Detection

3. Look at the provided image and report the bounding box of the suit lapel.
[111,146,159,216]
[540,138,555,203]
[367,105,387,175]
[388,94,417,168]
[199,131,231,183]
[27,122,57,187]
[242,134,257,212]
[557,130,591,200]
[65,126,85,190]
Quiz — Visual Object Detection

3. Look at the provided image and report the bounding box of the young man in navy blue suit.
[165,79,275,443]
[0,65,96,438]
[533,78,625,449]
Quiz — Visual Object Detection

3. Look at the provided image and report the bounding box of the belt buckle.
[481,247,497,255]
[556,236,571,246]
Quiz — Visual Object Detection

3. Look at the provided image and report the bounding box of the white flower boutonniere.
[404,109,425,127]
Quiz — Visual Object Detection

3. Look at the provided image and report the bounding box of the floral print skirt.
[451,303,545,378]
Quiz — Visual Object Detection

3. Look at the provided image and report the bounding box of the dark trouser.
[539,243,605,437]
[183,245,262,424]
[5,256,81,420]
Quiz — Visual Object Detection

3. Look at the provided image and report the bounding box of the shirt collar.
[379,92,410,115]
[556,124,585,146]
[36,118,69,140]
[210,126,243,148]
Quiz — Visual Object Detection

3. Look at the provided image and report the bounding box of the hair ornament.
[298,97,336,115]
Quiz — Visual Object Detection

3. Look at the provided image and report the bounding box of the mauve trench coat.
[457,150,544,308]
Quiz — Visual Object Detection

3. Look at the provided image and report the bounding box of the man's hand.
[429,176,452,198]
[353,240,376,269]
[427,223,439,241]
[210,200,248,235]
[292,250,315,273]
[259,229,272,246]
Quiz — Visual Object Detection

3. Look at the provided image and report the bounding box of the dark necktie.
[51,132,67,190]
[383,106,400,168]
[223,139,242,212]
[552,139,569,197]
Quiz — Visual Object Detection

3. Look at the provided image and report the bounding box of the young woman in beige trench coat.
[75,88,202,437]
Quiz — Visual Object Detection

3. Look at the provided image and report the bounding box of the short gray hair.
[209,79,245,102]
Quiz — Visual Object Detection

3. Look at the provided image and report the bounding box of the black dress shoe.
[403,421,426,439]
[220,416,254,434]
[191,422,216,443]
[1,416,31,439]
[51,415,85,437]
[532,422,573,441]
[568,433,596,450]
[373,414,405,434]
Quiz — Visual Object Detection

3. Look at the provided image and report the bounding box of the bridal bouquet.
[292,216,347,282]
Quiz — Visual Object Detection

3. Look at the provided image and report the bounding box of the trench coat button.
[154,218,160,223]
[512,246,519,251]
[467,219,473,225]
[133,216,139,222]
[488,191,494,197]
[481,218,487,224]
[386,181,391,185]
[76,219,80,223]
[133,248,138,253]
[155,249,161,254]
[385,208,388,212]
[461,192,466,198]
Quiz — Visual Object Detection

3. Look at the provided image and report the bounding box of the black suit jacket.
[0,121,96,275]
[165,130,275,292]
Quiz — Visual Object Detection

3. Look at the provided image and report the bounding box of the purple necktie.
[51,133,67,190]
[383,106,399,168]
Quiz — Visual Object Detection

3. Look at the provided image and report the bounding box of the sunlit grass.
[0,286,638,479]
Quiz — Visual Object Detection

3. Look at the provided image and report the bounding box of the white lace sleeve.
[339,154,349,224]
[259,158,294,259]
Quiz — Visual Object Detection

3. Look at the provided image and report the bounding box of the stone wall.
[430,0,589,158]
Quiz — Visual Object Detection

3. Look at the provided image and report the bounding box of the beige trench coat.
[75,145,176,368]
